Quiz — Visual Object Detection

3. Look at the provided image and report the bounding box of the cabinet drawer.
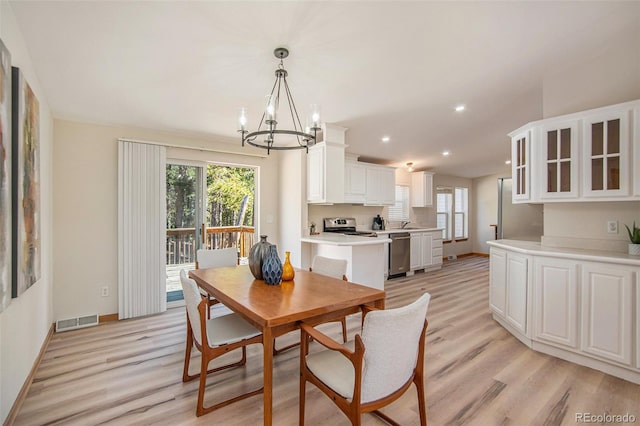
[432,239,443,248]
[432,255,443,265]
[432,247,443,257]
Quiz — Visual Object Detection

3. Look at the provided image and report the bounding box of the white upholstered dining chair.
[310,255,349,341]
[179,270,263,417]
[299,292,431,425]
[195,248,237,318]
[273,255,349,355]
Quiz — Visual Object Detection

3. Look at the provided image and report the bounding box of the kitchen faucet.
[401,221,411,229]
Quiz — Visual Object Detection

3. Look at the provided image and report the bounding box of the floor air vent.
[56,314,99,332]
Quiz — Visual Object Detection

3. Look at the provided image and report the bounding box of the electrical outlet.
[607,220,618,234]
[100,286,109,297]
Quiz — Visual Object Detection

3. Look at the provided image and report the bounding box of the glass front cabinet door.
[583,109,630,198]
[510,128,532,203]
[539,120,579,200]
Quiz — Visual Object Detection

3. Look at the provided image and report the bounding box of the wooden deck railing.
[166,226,255,265]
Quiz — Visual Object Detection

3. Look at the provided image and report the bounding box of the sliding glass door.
[165,161,257,302]
[166,162,204,301]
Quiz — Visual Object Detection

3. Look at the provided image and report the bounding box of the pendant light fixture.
[238,47,320,154]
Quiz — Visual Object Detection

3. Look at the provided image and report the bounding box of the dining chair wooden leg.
[196,354,209,417]
[182,318,194,382]
[299,328,309,426]
[415,376,427,426]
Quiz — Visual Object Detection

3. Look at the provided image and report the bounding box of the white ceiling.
[9,1,640,178]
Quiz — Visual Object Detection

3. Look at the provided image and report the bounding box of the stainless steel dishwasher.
[389,232,410,277]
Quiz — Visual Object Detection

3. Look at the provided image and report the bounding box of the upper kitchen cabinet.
[307,123,346,204]
[539,119,579,200]
[365,164,395,205]
[582,106,630,198]
[344,155,367,203]
[508,99,639,203]
[509,128,533,203]
[411,171,434,207]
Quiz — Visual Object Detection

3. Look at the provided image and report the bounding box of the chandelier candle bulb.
[265,95,276,122]
[238,108,247,132]
[309,104,321,128]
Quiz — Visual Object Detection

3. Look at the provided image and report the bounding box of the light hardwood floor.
[14,256,640,425]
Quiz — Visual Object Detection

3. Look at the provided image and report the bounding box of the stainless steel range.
[323,217,378,237]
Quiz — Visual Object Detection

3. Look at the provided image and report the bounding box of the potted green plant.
[625,221,640,256]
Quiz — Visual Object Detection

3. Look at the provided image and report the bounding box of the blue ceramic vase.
[261,245,283,285]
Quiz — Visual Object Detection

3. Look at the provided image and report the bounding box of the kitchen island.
[300,233,391,290]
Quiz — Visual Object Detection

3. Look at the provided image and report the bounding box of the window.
[454,187,469,240]
[436,187,452,240]
[388,185,410,222]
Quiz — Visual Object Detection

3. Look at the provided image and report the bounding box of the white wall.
[0,2,54,421]
[278,149,305,269]
[472,173,505,254]
[542,202,640,253]
[543,28,640,118]
[53,120,281,321]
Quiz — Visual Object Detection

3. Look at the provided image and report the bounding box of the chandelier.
[238,47,320,154]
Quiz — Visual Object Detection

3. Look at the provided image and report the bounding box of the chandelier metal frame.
[239,47,320,154]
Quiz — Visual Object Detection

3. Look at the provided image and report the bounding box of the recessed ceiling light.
[455,105,465,112]
[381,136,390,143]
[505,160,512,165]
[442,151,450,156]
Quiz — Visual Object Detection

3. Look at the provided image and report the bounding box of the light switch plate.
[607,220,618,234]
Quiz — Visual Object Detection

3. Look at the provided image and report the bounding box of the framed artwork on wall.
[11,66,40,298]
[0,39,11,312]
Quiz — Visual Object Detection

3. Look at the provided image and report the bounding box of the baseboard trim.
[4,324,54,426]
[471,252,490,257]
[99,313,119,323]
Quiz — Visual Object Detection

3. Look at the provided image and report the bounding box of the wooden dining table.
[189,264,386,426]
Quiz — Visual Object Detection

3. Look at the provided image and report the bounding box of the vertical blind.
[118,140,167,319]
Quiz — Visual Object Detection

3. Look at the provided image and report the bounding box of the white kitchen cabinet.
[432,237,443,266]
[508,99,639,203]
[634,107,640,197]
[489,247,507,317]
[505,252,529,335]
[637,272,640,369]
[509,128,533,203]
[421,232,433,268]
[410,233,422,270]
[539,119,579,200]
[533,257,578,349]
[411,171,434,207]
[365,164,395,205]
[582,106,631,198]
[488,240,640,384]
[581,262,633,366]
[406,230,442,272]
[344,159,367,203]
[307,127,346,204]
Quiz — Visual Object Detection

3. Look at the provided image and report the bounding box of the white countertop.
[301,233,391,246]
[487,239,640,266]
